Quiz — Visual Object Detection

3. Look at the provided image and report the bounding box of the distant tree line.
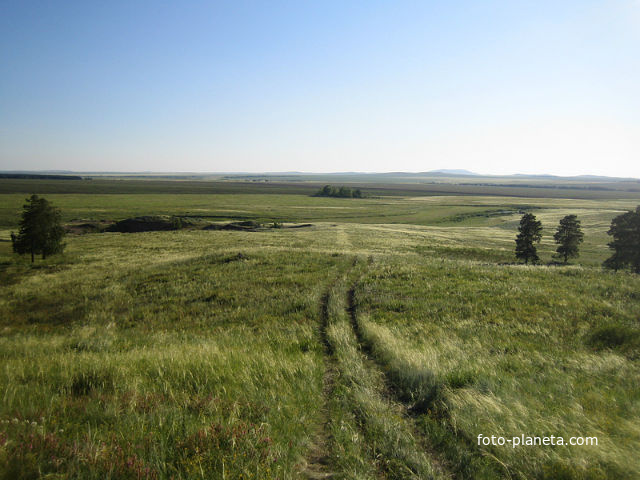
[515,206,640,273]
[0,173,82,180]
[315,185,364,198]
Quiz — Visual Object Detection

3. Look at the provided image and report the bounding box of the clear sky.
[1,1,639,177]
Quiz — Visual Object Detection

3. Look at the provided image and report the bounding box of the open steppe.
[0,178,639,479]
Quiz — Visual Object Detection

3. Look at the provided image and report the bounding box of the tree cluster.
[11,195,65,262]
[515,213,583,265]
[515,207,640,273]
[315,185,363,198]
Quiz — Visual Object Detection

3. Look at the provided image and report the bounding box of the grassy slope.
[0,230,354,478]
[1,182,639,479]
[352,251,640,479]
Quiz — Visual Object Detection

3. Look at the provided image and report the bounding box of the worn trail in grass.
[312,254,447,479]
[300,283,342,479]
[348,279,506,480]
[347,283,453,480]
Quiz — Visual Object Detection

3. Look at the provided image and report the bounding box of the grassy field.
[354,255,640,479]
[0,179,639,479]
[0,229,357,479]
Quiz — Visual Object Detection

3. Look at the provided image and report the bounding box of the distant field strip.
[2,178,640,199]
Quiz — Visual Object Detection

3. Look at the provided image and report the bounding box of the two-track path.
[300,251,454,479]
[299,288,339,479]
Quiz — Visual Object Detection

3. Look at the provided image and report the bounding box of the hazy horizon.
[2,1,639,177]
[5,168,640,181]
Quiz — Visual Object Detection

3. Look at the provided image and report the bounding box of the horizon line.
[1,169,640,181]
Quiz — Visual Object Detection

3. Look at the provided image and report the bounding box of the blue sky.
[1,1,639,176]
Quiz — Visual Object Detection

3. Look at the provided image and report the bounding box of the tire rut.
[347,282,456,480]
[299,286,340,479]
[302,259,390,480]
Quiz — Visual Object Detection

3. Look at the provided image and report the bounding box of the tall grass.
[0,230,352,478]
[1,195,638,478]
[356,255,640,479]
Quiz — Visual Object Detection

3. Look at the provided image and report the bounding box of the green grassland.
[354,256,640,479]
[0,179,639,479]
[0,230,355,479]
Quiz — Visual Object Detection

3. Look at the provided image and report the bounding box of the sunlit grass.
[0,229,353,478]
[0,190,639,478]
[356,254,640,479]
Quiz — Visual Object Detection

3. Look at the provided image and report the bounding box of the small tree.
[338,186,352,198]
[515,213,543,264]
[11,195,65,262]
[553,214,584,264]
[320,185,332,196]
[604,206,640,273]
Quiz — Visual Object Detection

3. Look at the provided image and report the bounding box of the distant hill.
[425,169,478,176]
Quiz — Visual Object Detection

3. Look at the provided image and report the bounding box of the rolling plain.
[0,176,639,479]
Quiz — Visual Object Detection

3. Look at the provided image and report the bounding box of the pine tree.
[553,214,584,264]
[11,195,65,262]
[515,213,543,264]
[604,206,640,273]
